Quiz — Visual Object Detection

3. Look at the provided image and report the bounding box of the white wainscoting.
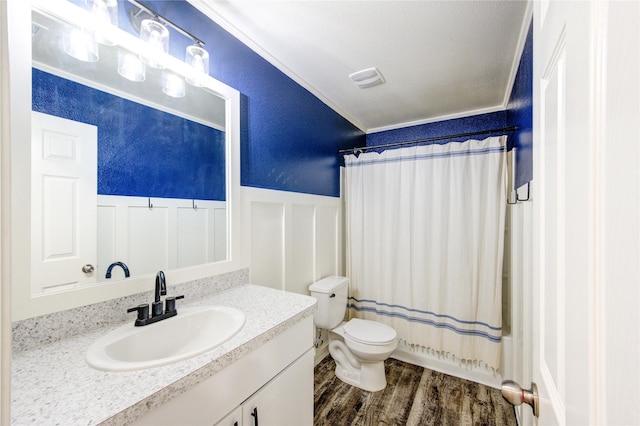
[97,195,227,281]
[243,187,343,293]
[243,187,343,364]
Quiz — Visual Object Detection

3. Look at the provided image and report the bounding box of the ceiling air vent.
[349,67,385,88]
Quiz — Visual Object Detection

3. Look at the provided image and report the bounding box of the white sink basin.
[85,305,245,372]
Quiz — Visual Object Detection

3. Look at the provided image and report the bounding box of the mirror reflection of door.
[31,111,97,294]
[31,5,228,290]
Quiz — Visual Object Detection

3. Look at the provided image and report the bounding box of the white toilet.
[309,275,397,392]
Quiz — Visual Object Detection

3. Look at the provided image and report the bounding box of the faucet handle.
[165,295,184,314]
[127,304,149,324]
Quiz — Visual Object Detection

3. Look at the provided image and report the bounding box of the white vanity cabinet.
[132,316,314,426]
[216,349,314,426]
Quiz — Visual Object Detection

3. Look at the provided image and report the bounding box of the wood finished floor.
[314,356,516,426]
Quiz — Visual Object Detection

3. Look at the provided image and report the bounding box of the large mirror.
[11,0,244,320]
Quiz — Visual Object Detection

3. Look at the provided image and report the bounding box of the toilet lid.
[344,319,397,345]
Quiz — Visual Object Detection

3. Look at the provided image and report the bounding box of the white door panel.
[525,1,640,425]
[31,112,97,293]
[537,37,567,425]
[533,1,590,424]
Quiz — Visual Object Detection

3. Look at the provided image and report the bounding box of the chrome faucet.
[105,261,130,279]
[126,270,184,326]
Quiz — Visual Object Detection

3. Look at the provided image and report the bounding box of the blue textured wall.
[32,69,226,200]
[139,1,365,197]
[366,111,508,149]
[506,20,533,188]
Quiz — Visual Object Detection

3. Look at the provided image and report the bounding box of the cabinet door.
[216,406,242,426]
[242,349,314,426]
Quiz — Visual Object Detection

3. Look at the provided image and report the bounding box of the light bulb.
[63,27,99,62]
[185,44,209,87]
[163,72,185,98]
[140,19,169,69]
[118,50,146,82]
[92,0,118,46]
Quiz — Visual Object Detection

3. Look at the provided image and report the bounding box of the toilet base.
[334,359,387,392]
[328,322,395,392]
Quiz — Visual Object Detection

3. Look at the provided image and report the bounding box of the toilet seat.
[343,319,397,346]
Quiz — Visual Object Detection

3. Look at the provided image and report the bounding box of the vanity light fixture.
[60,0,211,95]
[127,0,210,87]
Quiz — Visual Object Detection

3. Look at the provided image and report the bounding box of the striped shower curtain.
[344,136,507,371]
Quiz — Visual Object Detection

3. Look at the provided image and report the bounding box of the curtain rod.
[339,126,518,154]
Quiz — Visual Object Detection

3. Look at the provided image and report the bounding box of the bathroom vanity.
[11,284,316,425]
[135,313,314,426]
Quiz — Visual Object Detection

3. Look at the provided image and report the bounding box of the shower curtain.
[344,136,507,371]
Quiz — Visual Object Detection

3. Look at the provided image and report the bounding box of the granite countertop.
[11,285,317,425]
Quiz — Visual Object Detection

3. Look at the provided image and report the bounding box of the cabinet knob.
[81,264,94,273]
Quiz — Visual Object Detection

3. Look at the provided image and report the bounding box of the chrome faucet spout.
[105,261,130,279]
[155,270,166,303]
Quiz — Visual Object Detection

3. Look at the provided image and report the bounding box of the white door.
[526,1,640,425]
[31,111,97,293]
[531,2,590,423]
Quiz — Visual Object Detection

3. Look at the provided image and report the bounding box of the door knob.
[81,264,94,274]
[501,380,539,417]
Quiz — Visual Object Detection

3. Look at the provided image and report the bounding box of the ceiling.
[194,1,531,133]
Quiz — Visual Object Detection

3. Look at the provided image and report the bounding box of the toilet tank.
[308,276,349,330]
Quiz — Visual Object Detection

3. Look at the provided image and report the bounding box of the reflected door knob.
[501,380,539,417]
[81,264,94,274]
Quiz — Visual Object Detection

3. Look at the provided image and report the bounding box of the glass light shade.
[163,72,185,98]
[118,50,146,82]
[140,19,169,69]
[185,44,209,87]
[63,27,99,62]
[92,0,118,46]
